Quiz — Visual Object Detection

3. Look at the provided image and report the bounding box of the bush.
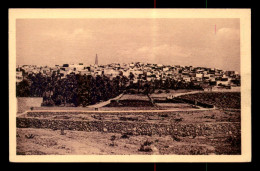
[139,145,152,152]
[189,146,209,155]
[173,117,183,122]
[41,99,55,106]
[121,134,129,139]
[143,139,153,146]
[60,128,66,135]
[171,134,180,142]
[160,114,168,117]
[110,135,116,141]
[138,140,153,152]
[25,134,35,139]
[109,135,117,146]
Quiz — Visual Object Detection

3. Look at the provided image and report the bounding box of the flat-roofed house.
[216,77,231,86]
[104,68,119,77]
[196,73,203,78]
[16,71,23,83]
[183,76,191,82]
[79,70,91,75]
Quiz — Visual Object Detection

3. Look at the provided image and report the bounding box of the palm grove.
[16,70,203,107]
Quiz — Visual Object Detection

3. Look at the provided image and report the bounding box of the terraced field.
[178,92,241,109]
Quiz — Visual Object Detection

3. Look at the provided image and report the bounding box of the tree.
[17,79,30,97]
[17,71,125,107]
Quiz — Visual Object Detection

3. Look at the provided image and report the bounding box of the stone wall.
[107,100,154,107]
[26,111,175,117]
[174,97,215,108]
[17,97,43,113]
[17,117,240,137]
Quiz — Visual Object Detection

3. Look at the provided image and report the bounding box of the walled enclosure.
[17,97,43,113]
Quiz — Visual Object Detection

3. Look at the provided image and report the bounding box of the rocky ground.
[16,108,241,155]
[17,127,240,155]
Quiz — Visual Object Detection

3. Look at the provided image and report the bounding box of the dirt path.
[170,91,203,98]
[86,93,124,108]
[17,107,216,118]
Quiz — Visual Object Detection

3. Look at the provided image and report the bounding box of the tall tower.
[95,54,98,65]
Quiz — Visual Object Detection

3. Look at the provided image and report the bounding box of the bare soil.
[17,127,240,155]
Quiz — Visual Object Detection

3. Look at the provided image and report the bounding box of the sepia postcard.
[9,9,251,162]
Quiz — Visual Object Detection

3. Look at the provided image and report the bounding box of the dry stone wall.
[17,117,240,137]
[17,97,43,113]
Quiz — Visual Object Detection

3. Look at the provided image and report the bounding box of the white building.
[16,71,23,83]
[196,73,203,78]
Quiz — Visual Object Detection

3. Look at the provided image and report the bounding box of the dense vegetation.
[17,73,127,106]
[16,72,203,106]
[128,78,203,95]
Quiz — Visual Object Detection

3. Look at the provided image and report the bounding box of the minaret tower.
[95,54,98,65]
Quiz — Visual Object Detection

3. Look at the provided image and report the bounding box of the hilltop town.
[16,60,240,91]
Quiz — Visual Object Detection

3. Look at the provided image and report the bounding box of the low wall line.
[174,97,215,108]
[17,117,240,137]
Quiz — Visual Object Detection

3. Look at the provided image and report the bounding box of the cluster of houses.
[16,62,240,89]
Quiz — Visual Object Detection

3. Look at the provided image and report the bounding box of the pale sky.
[16,18,240,72]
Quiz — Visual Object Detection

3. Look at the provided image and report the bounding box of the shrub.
[109,135,117,147]
[110,135,116,141]
[60,128,66,135]
[139,145,152,152]
[143,139,153,146]
[188,146,209,155]
[121,134,129,139]
[160,114,168,117]
[125,132,134,136]
[25,134,35,139]
[174,117,183,122]
[171,134,180,142]
[41,99,55,106]
[138,140,153,152]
